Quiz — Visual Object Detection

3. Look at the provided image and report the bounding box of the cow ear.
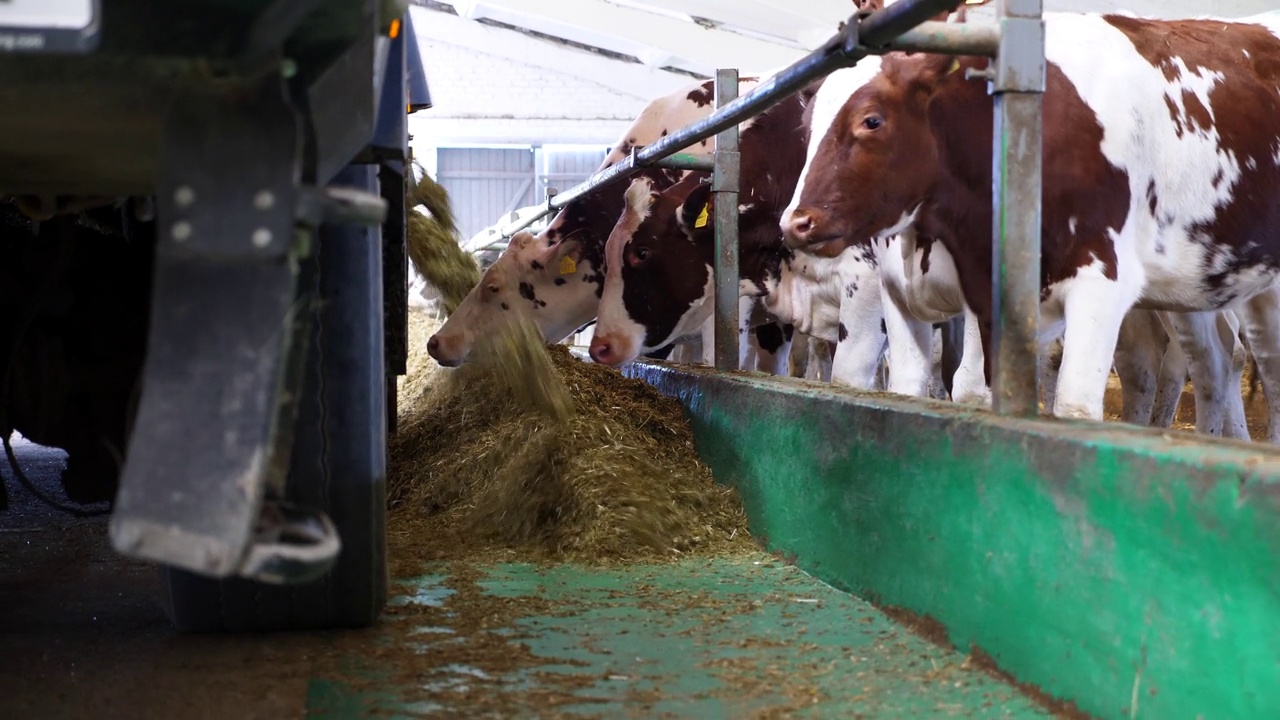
[887,52,964,104]
[677,181,714,238]
[534,233,583,274]
[797,75,826,111]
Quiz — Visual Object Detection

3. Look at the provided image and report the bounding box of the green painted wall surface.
[626,364,1280,720]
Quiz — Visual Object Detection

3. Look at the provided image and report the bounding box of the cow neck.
[738,94,810,295]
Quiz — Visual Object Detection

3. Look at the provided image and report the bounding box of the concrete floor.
[0,437,1054,719]
[0,437,320,719]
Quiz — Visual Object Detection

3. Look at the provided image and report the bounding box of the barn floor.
[314,558,1052,718]
[0,435,1057,719]
[6,354,1256,718]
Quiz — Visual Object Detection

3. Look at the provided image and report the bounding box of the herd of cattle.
[425,4,1280,446]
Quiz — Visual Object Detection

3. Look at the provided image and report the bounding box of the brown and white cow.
[782,11,1280,430]
[790,46,1258,436]
[586,84,965,396]
[424,75,797,371]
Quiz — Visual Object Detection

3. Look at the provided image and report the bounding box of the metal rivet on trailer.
[252,228,273,248]
[174,186,196,207]
[254,190,275,210]
[171,221,192,242]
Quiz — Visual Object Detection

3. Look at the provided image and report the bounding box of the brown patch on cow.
[918,235,938,274]
[1106,14,1280,298]
[687,81,714,107]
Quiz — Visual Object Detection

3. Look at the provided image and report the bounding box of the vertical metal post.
[713,68,741,371]
[990,0,1045,416]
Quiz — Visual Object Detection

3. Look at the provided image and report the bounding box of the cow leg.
[808,337,834,382]
[1111,309,1164,426]
[951,306,991,407]
[1218,310,1250,441]
[789,331,810,378]
[1039,337,1063,415]
[753,322,793,377]
[737,295,758,370]
[1238,284,1280,444]
[877,282,931,396]
[832,272,888,388]
[1164,311,1235,438]
[936,317,964,400]
[1053,277,1132,420]
[699,314,715,366]
[927,326,950,400]
[1151,314,1187,428]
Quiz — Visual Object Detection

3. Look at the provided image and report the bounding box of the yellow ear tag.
[559,255,577,275]
[694,202,710,229]
[946,58,961,75]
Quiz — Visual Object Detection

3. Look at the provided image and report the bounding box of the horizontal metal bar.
[857,0,964,48]
[882,20,1000,57]
[495,0,982,240]
[497,45,850,238]
[647,153,714,172]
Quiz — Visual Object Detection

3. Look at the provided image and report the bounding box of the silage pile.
[388,312,752,564]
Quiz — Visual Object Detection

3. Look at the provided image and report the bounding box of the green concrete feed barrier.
[625,362,1280,720]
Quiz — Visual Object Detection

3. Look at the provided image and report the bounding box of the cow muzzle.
[783,209,826,249]
[426,332,466,367]
[783,209,847,258]
[588,333,635,368]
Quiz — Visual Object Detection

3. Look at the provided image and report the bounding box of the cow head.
[589,175,714,367]
[781,52,979,257]
[426,229,598,366]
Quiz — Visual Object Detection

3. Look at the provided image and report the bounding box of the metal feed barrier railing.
[493,0,1045,417]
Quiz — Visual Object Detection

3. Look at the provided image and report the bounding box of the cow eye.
[487,283,500,293]
[628,246,652,267]
[861,115,883,131]
[636,247,650,261]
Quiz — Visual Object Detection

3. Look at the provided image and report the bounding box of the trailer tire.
[159,165,389,633]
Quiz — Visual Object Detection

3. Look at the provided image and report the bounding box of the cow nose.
[786,211,815,244]
[427,335,440,355]
[589,337,614,365]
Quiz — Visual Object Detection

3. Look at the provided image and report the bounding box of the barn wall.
[432,146,609,242]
